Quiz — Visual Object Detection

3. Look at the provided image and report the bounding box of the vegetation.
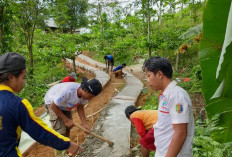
[0,0,231,156]
[199,0,232,144]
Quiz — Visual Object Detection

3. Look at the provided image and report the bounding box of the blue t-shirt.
[107,55,113,61]
[113,65,123,72]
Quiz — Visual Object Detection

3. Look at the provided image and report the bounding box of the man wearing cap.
[125,105,158,157]
[44,77,102,156]
[62,72,77,83]
[0,52,81,157]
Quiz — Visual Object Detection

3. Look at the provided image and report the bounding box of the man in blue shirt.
[0,52,81,157]
[113,63,126,78]
[104,55,114,72]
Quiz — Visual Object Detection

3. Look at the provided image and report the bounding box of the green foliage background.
[1,0,232,156]
[200,0,232,144]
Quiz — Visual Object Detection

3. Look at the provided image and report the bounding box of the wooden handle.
[74,123,114,147]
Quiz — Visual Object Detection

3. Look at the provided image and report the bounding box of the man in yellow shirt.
[125,105,158,157]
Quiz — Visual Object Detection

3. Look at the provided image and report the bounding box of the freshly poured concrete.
[78,54,105,69]
[66,58,109,87]
[79,99,133,157]
[18,54,143,157]
[79,57,143,157]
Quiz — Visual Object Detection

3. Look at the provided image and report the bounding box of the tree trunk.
[175,52,179,71]
[51,62,54,81]
[72,58,77,74]
[98,2,103,32]
[181,2,184,19]
[28,44,34,78]
[63,58,66,70]
[0,6,4,54]
[142,0,146,35]
[28,23,36,79]
[158,0,162,25]
[147,0,151,58]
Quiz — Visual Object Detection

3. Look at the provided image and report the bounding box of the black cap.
[81,77,102,96]
[122,63,126,66]
[125,105,139,119]
[0,52,26,74]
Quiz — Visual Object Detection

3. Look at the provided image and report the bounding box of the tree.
[12,0,49,78]
[0,1,14,54]
[51,0,88,71]
[157,0,164,25]
[134,0,156,58]
[178,0,189,19]
[52,0,88,34]
[189,0,202,23]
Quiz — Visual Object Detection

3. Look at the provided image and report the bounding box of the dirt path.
[24,57,125,157]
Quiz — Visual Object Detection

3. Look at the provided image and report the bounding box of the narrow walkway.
[78,55,143,157]
[19,54,143,156]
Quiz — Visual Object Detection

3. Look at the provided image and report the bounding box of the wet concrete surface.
[79,65,143,156]
[79,100,133,157]
[67,58,109,87]
[78,54,105,69]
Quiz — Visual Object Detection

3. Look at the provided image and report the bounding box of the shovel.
[74,123,114,147]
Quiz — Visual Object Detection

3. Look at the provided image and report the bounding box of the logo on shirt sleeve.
[162,98,167,106]
[176,104,183,113]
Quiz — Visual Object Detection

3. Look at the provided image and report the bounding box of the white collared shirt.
[154,80,194,157]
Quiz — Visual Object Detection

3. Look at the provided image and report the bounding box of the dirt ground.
[24,57,125,157]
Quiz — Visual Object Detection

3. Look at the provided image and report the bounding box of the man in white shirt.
[143,57,194,157]
[45,77,102,157]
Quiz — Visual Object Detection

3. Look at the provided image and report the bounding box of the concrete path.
[19,54,143,157]
[78,56,143,157]
[78,54,105,69]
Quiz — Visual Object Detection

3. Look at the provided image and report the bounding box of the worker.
[0,52,81,157]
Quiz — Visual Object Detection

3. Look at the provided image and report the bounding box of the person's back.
[125,106,158,157]
[107,55,113,61]
[130,110,158,131]
[62,72,77,83]
[113,65,122,72]
[45,82,79,104]
[62,76,75,82]
[113,63,126,78]
[44,82,88,111]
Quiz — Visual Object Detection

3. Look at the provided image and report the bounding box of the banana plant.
[200,0,232,143]
[179,23,202,44]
